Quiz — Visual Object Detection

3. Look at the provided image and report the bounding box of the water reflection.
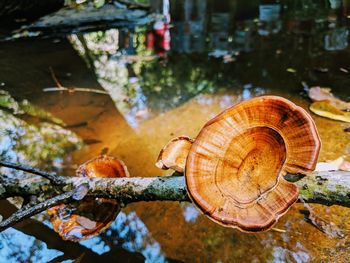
[0,91,83,261]
[80,211,166,262]
[0,0,349,262]
[67,0,350,130]
[181,203,200,223]
[272,245,310,263]
[0,89,81,169]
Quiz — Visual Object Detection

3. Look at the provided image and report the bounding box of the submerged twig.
[45,67,108,95]
[49,66,64,88]
[0,190,76,232]
[271,227,286,233]
[0,160,65,185]
[43,87,109,95]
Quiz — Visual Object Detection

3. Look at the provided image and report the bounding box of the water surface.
[0,1,350,262]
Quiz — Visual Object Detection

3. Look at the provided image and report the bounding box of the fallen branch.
[0,162,349,206]
[1,160,350,231]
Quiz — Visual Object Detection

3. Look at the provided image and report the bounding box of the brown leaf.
[308,87,350,111]
[76,216,97,230]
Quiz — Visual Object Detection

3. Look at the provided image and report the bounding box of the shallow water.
[0,0,350,262]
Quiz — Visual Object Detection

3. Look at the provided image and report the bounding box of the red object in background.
[146,20,171,57]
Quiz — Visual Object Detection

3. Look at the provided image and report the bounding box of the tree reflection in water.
[0,228,62,262]
[0,0,349,261]
[0,89,168,262]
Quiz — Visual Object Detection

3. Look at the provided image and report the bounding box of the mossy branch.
[1,160,350,231]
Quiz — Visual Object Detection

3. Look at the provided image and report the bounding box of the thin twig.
[271,227,286,233]
[49,67,63,88]
[0,190,75,232]
[0,160,65,185]
[43,86,109,95]
[46,67,108,95]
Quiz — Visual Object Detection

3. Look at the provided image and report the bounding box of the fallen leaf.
[286,68,297,73]
[308,86,350,110]
[76,216,97,230]
[344,126,350,132]
[310,101,350,122]
[340,67,349,73]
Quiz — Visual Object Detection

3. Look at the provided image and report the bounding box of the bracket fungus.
[157,96,321,232]
[48,155,129,241]
[156,136,194,173]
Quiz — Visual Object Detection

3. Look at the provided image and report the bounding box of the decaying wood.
[1,160,350,232]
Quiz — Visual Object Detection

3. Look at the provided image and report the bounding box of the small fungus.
[48,155,129,241]
[156,136,193,173]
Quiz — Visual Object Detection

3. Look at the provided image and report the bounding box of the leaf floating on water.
[286,68,297,73]
[309,101,350,123]
[76,216,97,230]
[340,67,349,73]
[308,87,350,111]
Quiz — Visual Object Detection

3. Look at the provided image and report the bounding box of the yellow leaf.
[310,101,350,122]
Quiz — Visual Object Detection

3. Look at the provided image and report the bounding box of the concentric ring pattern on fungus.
[185,96,321,232]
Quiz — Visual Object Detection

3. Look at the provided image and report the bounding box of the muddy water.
[0,1,350,262]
